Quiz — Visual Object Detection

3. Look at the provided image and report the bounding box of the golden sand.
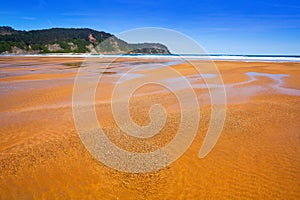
[0,57,299,199]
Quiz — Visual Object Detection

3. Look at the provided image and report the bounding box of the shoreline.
[1,54,300,63]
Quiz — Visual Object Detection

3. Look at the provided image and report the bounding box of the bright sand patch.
[0,57,299,199]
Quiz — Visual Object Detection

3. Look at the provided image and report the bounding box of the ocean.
[1,54,300,62]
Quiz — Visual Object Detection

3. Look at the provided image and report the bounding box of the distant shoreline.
[1,53,300,62]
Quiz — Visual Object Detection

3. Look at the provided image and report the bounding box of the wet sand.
[0,56,299,199]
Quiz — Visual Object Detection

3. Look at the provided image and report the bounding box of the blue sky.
[1,0,300,54]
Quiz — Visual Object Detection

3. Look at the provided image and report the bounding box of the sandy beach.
[0,56,299,199]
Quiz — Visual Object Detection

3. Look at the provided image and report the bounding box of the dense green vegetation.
[0,26,170,54]
[0,27,112,53]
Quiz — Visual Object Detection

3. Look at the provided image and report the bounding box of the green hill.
[0,26,171,54]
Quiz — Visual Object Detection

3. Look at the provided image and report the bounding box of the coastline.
[1,54,300,63]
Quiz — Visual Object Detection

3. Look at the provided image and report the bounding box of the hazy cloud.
[22,17,36,20]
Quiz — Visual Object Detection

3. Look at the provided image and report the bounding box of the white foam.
[1,54,300,62]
